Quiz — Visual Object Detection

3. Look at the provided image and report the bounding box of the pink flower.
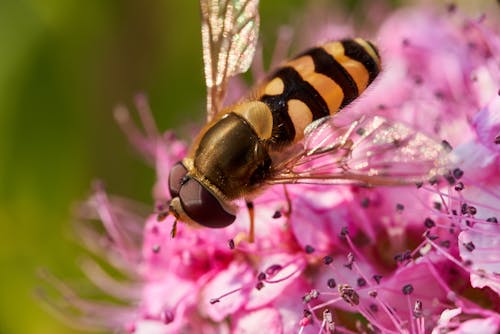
[41,3,499,334]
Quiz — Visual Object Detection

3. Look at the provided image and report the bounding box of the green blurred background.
[0,1,492,333]
[0,1,309,333]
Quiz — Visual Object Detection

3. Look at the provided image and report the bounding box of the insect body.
[169,38,381,228]
[167,0,448,232]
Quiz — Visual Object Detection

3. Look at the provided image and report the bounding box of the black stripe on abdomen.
[341,39,380,84]
[260,66,330,146]
[297,47,358,109]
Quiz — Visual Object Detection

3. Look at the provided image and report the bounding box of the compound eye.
[168,161,188,198]
[179,177,235,228]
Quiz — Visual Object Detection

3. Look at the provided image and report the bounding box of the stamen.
[454,182,464,191]
[463,241,475,252]
[452,168,464,179]
[170,219,178,238]
[160,309,174,324]
[338,284,359,306]
[357,278,367,287]
[322,309,335,333]
[327,278,336,289]
[413,300,423,318]
[303,289,320,303]
[402,284,414,295]
[299,309,313,328]
[344,252,355,270]
[323,255,333,265]
[396,203,405,212]
[424,217,436,228]
[209,287,243,304]
[373,275,383,284]
[305,245,315,254]
[134,93,159,140]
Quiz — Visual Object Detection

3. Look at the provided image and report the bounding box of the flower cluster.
[42,4,499,334]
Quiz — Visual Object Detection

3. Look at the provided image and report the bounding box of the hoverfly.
[166,0,449,238]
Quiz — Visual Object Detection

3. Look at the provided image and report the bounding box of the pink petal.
[246,253,306,309]
[451,317,500,334]
[289,185,354,253]
[233,307,283,334]
[472,96,500,153]
[199,261,254,322]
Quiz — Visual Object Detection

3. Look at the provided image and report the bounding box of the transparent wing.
[269,113,452,186]
[200,0,260,121]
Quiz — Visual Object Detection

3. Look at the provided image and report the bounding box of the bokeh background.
[0,1,493,333]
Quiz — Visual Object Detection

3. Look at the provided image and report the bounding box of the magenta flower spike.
[41,3,499,334]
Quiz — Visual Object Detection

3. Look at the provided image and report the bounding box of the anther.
[323,309,335,331]
[357,278,367,287]
[461,203,468,215]
[373,274,382,284]
[454,182,464,191]
[440,240,451,248]
[327,278,336,289]
[303,289,319,303]
[356,127,366,136]
[299,309,313,326]
[429,176,439,186]
[305,245,315,254]
[161,310,174,324]
[396,203,405,212]
[323,255,333,265]
[340,226,349,237]
[413,300,423,318]
[463,241,475,252]
[338,284,360,306]
[394,253,403,263]
[265,264,282,276]
[486,217,498,223]
[272,211,282,219]
[424,217,436,228]
[402,284,414,295]
[444,171,456,185]
[441,140,453,152]
[447,3,457,13]
[360,197,370,207]
[344,252,354,270]
[228,239,235,250]
[452,168,464,179]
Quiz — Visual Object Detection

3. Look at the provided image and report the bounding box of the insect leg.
[170,219,178,238]
[283,185,292,217]
[246,201,255,243]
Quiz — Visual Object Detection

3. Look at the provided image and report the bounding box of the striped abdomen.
[259,38,381,147]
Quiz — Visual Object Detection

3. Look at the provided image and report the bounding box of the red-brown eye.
[168,161,188,198]
[179,177,235,228]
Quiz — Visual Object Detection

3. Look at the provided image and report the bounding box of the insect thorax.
[192,111,272,199]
